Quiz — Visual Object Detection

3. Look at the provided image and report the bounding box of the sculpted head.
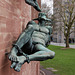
[33,13,51,22]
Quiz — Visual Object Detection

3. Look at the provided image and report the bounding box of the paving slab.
[40,66,58,75]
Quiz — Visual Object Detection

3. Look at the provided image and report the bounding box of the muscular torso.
[28,24,52,46]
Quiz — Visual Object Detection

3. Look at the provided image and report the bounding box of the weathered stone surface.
[0,0,40,75]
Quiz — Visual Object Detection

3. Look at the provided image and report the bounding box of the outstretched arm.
[25,0,37,6]
[25,0,41,12]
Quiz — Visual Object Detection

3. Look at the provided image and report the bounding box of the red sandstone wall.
[31,0,41,19]
[0,0,40,75]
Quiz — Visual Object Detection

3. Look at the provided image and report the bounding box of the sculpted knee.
[49,51,55,59]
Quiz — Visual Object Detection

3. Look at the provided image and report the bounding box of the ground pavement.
[40,66,58,75]
[50,42,75,49]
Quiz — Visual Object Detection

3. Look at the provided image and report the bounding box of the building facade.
[53,0,75,43]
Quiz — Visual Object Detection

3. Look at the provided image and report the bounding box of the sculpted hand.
[9,53,18,62]
[8,47,18,62]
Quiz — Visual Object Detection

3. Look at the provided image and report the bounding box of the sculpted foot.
[14,56,26,72]
[10,56,26,72]
[11,62,17,68]
[17,56,26,64]
[14,63,22,72]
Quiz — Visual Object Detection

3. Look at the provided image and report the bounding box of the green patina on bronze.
[25,0,41,12]
[8,13,55,72]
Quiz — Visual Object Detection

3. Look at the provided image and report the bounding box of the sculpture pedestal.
[0,61,40,75]
[20,61,40,75]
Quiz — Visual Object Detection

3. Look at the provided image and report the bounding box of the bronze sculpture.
[8,13,55,72]
[25,0,41,12]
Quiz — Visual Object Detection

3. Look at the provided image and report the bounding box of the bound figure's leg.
[9,28,34,62]
[28,44,55,61]
[25,0,41,12]
[10,38,33,72]
[11,44,55,72]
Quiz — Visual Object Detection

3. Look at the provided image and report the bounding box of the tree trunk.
[65,35,69,48]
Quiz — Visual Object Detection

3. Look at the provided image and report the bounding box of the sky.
[41,0,53,6]
[41,0,53,14]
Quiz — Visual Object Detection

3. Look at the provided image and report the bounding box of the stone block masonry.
[0,0,40,75]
